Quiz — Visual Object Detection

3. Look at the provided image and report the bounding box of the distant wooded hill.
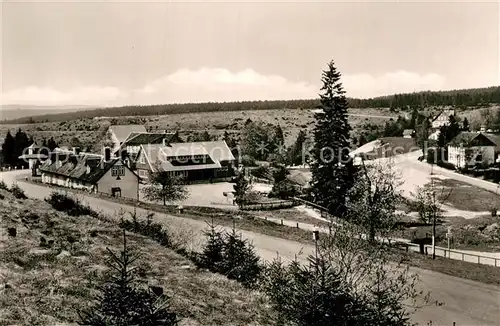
[2,86,499,124]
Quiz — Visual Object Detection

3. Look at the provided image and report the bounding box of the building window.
[111,165,125,177]
[139,154,146,164]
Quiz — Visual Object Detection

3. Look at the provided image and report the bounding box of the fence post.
[478,255,480,264]
[296,222,299,228]
[462,253,464,261]
[496,258,498,267]
[281,219,283,225]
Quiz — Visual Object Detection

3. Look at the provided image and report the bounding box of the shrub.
[45,192,99,217]
[10,184,27,199]
[78,231,178,325]
[7,227,16,237]
[197,220,262,288]
[250,165,271,179]
[0,180,9,191]
[118,212,173,248]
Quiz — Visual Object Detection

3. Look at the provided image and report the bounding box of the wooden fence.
[239,199,297,211]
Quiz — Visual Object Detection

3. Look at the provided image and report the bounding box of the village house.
[431,108,455,130]
[106,124,147,152]
[135,140,236,182]
[114,131,182,162]
[447,132,500,169]
[402,129,414,138]
[18,142,49,176]
[39,148,139,199]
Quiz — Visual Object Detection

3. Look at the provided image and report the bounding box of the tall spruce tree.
[462,117,470,131]
[2,131,16,166]
[310,61,355,217]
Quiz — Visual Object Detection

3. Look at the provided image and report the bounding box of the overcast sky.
[1,0,499,107]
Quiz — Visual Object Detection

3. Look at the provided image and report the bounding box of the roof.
[109,125,147,143]
[432,108,455,122]
[122,132,179,147]
[140,140,235,172]
[448,132,500,148]
[19,153,48,160]
[403,129,414,135]
[39,154,135,184]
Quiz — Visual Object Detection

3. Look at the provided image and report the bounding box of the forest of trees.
[4,86,500,125]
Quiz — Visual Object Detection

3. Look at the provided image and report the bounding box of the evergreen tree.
[447,114,461,141]
[14,129,30,168]
[416,118,431,157]
[222,131,236,149]
[47,137,58,151]
[462,117,470,131]
[288,130,307,166]
[272,125,285,155]
[358,134,368,147]
[2,131,16,166]
[199,218,225,270]
[232,171,250,207]
[79,231,178,325]
[310,60,355,217]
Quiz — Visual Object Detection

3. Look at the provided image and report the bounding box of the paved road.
[2,170,499,325]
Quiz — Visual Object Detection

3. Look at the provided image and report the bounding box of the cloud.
[342,71,446,98]
[1,68,447,106]
[134,68,317,105]
[1,85,124,106]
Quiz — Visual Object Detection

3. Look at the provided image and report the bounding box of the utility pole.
[431,175,436,260]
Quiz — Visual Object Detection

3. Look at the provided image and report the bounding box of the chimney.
[86,165,91,174]
[162,138,166,147]
[104,147,111,161]
[72,147,77,155]
[75,147,81,155]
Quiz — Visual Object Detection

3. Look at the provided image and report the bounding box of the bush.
[10,184,27,199]
[197,220,262,288]
[0,180,9,191]
[268,182,297,199]
[78,231,178,325]
[240,155,257,167]
[250,165,271,179]
[119,212,173,248]
[45,192,98,217]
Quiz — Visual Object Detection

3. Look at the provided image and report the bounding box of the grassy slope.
[0,189,276,325]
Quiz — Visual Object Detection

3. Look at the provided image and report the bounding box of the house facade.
[431,109,455,130]
[39,151,139,199]
[135,140,236,182]
[447,132,500,168]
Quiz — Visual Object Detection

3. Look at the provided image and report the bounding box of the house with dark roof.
[135,140,236,182]
[107,124,147,152]
[115,131,182,161]
[39,149,139,199]
[447,132,500,168]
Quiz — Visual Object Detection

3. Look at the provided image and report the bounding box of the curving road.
[1,170,499,325]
